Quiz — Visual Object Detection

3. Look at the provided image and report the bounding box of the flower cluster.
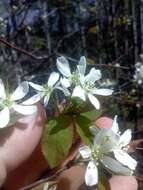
[79,116,137,186]
[56,56,113,109]
[0,56,138,188]
[0,56,113,128]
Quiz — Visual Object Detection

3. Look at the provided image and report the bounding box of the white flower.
[0,79,37,128]
[24,72,64,106]
[74,57,113,109]
[57,56,113,109]
[111,116,137,170]
[79,126,133,186]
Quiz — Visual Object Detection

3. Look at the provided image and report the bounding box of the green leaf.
[63,97,86,115]
[81,109,101,121]
[50,115,72,134]
[75,115,92,145]
[42,115,73,168]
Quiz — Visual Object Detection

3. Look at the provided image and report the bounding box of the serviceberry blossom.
[79,116,137,186]
[25,72,69,106]
[0,79,37,128]
[111,116,137,170]
[57,56,113,109]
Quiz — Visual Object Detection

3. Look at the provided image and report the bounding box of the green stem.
[97,168,111,190]
[52,91,60,115]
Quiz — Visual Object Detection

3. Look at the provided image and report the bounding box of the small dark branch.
[111,46,134,65]
[10,0,17,32]
[56,53,130,70]
[22,31,79,77]
[19,167,66,190]
[0,38,48,60]
[18,5,30,28]
[96,63,129,70]
[42,1,51,53]
[19,138,81,190]
[55,30,79,52]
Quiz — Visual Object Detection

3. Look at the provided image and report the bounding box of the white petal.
[0,107,10,128]
[114,150,137,170]
[79,74,85,86]
[102,156,132,175]
[13,104,37,115]
[93,88,113,96]
[0,79,6,98]
[72,86,86,101]
[85,68,101,83]
[94,128,119,152]
[77,56,87,75]
[11,81,29,101]
[48,72,59,87]
[79,146,91,159]
[56,56,71,77]
[119,129,132,147]
[111,115,119,134]
[85,161,98,186]
[29,82,43,91]
[88,94,100,109]
[94,129,110,145]
[22,94,42,105]
[44,95,50,106]
[60,77,71,88]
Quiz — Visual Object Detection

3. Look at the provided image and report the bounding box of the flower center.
[43,84,52,96]
[0,97,13,109]
[91,135,110,161]
[92,146,100,161]
[83,81,95,92]
[69,72,80,85]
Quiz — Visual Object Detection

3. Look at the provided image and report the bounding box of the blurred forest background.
[1,0,143,189]
[0,0,143,137]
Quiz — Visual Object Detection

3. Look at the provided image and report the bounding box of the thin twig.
[111,46,134,64]
[19,167,66,190]
[0,38,48,60]
[55,30,79,52]
[56,53,130,70]
[19,138,81,190]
